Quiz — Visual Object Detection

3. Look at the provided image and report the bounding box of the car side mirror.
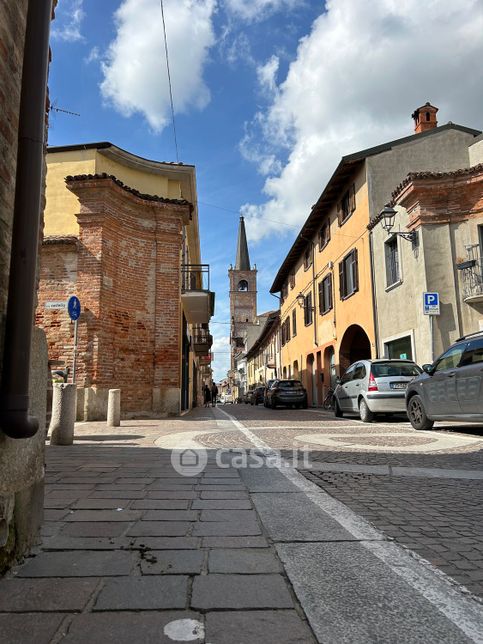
[422,364,435,375]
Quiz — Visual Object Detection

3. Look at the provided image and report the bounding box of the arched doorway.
[323,345,337,397]
[293,360,299,379]
[283,366,287,378]
[339,325,371,373]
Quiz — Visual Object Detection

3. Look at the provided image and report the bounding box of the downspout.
[368,230,380,359]
[0,0,53,439]
[311,242,318,347]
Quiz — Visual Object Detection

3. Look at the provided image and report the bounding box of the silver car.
[334,359,422,422]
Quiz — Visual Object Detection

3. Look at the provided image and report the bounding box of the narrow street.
[0,406,482,643]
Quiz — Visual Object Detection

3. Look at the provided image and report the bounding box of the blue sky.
[49,0,483,380]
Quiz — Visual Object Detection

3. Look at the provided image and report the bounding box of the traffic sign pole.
[67,296,81,385]
[72,318,78,384]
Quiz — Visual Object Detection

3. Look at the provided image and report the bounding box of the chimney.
[411,102,438,134]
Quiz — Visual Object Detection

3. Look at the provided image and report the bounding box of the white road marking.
[216,406,483,643]
[164,618,204,641]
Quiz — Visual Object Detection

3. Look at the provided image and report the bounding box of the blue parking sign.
[423,292,440,315]
[67,295,81,321]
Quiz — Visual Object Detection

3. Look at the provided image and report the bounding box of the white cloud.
[211,330,231,382]
[257,55,279,95]
[101,0,217,132]
[241,0,483,242]
[52,0,85,42]
[84,46,100,64]
[224,0,304,22]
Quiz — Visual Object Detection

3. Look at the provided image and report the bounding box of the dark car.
[266,379,308,409]
[243,389,253,404]
[263,379,276,407]
[250,386,265,406]
[406,332,483,429]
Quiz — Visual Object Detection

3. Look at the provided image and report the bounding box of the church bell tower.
[229,216,257,369]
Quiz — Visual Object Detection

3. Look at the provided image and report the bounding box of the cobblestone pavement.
[1,406,482,643]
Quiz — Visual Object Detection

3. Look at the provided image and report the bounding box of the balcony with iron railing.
[181,264,215,324]
[192,329,213,356]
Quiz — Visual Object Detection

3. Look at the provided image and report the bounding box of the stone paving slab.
[61,522,130,537]
[192,520,262,537]
[205,610,316,643]
[239,467,304,492]
[140,550,204,575]
[0,578,98,611]
[61,611,203,644]
[202,536,270,549]
[42,536,130,551]
[127,521,191,537]
[199,509,257,522]
[94,576,188,610]
[200,490,249,499]
[132,537,201,550]
[208,548,282,573]
[276,542,474,644]
[15,550,135,577]
[0,613,66,644]
[147,490,198,500]
[130,499,190,510]
[88,490,146,499]
[142,509,198,521]
[72,498,135,509]
[65,509,142,522]
[192,499,252,509]
[191,574,294,609]
[252,492,355,542]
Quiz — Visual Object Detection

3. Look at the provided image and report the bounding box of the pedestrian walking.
[211,382,218,406]
[203,384,211,408]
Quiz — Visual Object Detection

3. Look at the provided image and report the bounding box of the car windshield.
[278,380,303,388]
[371,362,421,377]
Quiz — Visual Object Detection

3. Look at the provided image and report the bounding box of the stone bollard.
[50,383,77,445]
[107,389,121,427]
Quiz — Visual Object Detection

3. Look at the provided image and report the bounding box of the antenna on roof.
[48,100,80,129]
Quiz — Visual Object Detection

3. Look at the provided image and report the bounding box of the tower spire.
[235,216,250,271]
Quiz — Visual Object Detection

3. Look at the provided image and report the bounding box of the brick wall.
[37,175,190,416]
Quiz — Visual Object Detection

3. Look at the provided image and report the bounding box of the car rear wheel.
[407,394,434,430]
[359,398,374,423]
[334,399,343,418]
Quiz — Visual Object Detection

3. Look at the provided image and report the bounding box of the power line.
[160,0,179,162]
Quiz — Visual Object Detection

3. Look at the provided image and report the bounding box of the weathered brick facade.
[36,174,192,418]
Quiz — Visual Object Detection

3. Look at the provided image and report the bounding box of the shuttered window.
[318,273,333,314]
[339,249,359,299]
[292,309,297,337]
[304,292,313,326]
[337,183,356,225]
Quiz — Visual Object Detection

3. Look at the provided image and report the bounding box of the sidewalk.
[0,410,482,643]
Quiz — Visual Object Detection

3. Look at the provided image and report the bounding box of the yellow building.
[246,311,280,389]
[39,142,214,417]
[270,114,479,406]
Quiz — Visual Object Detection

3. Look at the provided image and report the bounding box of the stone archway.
[306,353,317,406]
[339,325,371,373]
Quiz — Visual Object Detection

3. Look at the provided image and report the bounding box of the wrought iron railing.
[181,264,210,292]
[457,248,483,301]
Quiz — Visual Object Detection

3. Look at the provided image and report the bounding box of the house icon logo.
[171,448,208,476]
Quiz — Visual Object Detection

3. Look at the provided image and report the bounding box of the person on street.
[203,384,211,408]
[211,382,218,406]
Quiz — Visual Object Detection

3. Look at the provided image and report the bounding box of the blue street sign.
[423,292,440,315]
[67,296,81,321]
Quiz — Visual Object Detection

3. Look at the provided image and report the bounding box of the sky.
[49,0,483,381]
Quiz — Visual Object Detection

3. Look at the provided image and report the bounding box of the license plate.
[390,382,407,390]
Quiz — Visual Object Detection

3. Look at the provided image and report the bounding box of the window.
[339,249,359,300]
[385,236,400,287]
[460,338,483,366]
[318,274,333,315]
[304,292,313,326]
[281,317,291,345]
[289,270,295,289]
[281,281,288,302]
[292,309,297,337]
[304,245,312,270]
[318,220,331,250]
[340,365,355,384]
[353,363,366,380]
[337,183,356,225]
[238,280,248,291]
[434,345,465,373]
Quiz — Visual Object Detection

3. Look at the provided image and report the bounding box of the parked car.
[266,379,308,409]
[263,379,276,407]
[220,392,234,404]
[406,332,483,430]
[250,386,265,406]
[334,359,422,422]
[243,389,254,404]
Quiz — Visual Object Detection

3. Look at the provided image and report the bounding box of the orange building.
[270,106,480,406]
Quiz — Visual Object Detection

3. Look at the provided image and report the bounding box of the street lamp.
[379,204,417,243]
[296,293,306,309]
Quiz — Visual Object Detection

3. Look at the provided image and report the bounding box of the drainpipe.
[368,230,380,359]
[0,0,53,439]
